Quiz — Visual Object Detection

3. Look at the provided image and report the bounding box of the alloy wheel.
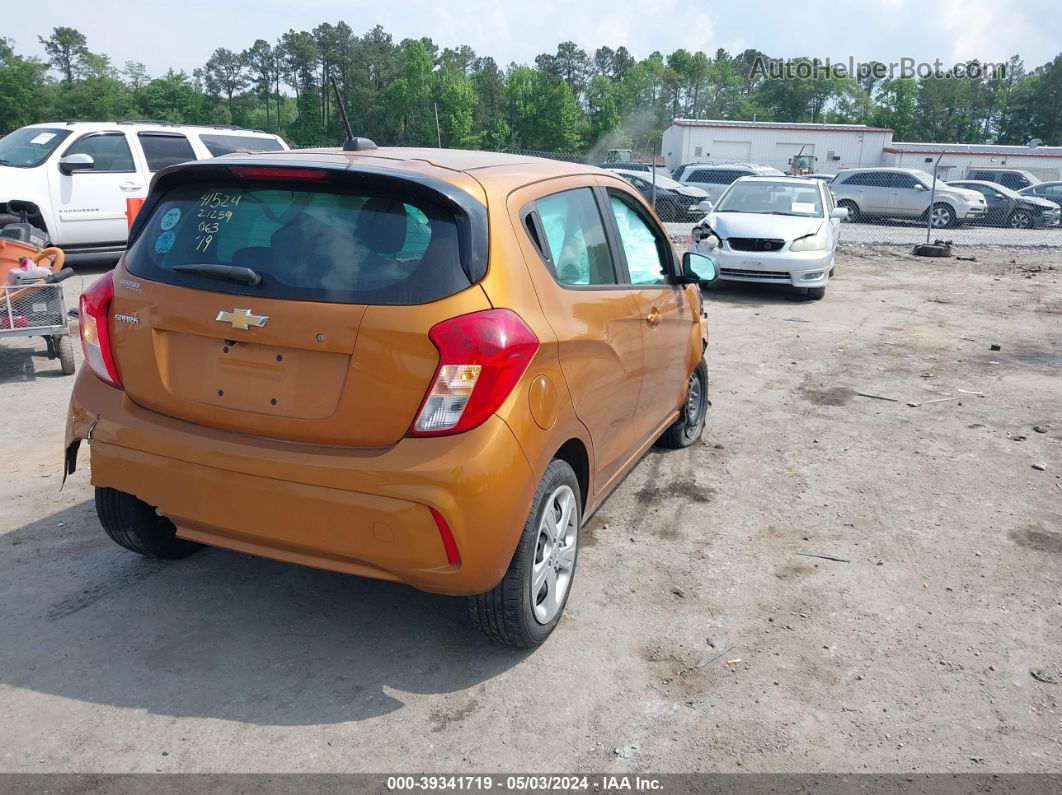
[930,206,953,228]
[531,484,578,624]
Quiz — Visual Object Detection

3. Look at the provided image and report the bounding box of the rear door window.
[125,181,468,305]
[137,133,197,171]
[199,134,285,156]
[533,188,616,286]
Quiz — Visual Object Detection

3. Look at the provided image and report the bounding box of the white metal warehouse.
[661,119,1062,181]
[660,119,894,174]
[882,143,1062,182]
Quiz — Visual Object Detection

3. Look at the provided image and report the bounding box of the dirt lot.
[0,246,1059,774]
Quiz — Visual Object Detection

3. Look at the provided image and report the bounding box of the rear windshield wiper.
[172,263,262,286]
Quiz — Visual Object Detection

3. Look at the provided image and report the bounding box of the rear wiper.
[173,263,261,286]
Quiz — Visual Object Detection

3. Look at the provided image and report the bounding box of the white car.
[0,122,288,261]
[691,176,847,300]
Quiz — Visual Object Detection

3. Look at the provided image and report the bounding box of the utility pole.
[434,103,442,148]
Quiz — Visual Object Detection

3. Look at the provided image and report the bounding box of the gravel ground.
[0,247,1059,774]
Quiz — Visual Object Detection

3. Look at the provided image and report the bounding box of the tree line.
[1,25,1060,154]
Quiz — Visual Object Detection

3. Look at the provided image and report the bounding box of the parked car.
[598,161,671,180]
[830,167,987,228]
[673,163,786,203]
[0,122,288,261]
[1018,181,1062,215]
[947,180,1061,228]
[65,146,719,648]
[609,168,711,221]
[691,176,846,300]
[964,167,1040,191]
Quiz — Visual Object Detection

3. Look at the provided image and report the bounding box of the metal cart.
[1,247,76,375]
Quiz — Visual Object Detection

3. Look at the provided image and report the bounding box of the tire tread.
[467,459,579,647]
[95,487,202,559]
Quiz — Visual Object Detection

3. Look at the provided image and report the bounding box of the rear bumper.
[67,370,535,595]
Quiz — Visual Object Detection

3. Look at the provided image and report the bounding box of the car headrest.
[355,198,408,256]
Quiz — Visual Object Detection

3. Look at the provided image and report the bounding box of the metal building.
[881,143,1062,182]
[661,119,895,174]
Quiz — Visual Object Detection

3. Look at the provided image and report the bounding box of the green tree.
[39,26,88,85]
[435,67,479,148]
[136,70,206,123]
[202,48,248,120]
[0,39,49,133]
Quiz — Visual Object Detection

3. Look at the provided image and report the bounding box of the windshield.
[125,181,469,305]
[0,127,72,168]
[714,181,824,217]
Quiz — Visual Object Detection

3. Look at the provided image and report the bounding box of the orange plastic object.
[126,198,145,229]
[0,238,39,285]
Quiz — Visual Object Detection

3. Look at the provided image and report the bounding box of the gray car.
[1018,181,1062,216]
[830,167,987,228]
[948,180,1060,228]
[674,163,786,203]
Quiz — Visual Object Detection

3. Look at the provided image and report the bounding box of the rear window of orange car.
[124,181,470,305]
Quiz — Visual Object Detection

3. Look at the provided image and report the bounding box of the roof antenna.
[331,76,377,152]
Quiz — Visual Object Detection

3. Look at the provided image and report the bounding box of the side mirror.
[994,193,1005,199]
[680,252,717,284]
[829,207,849,219]
[58,153,95,175]
[697,199,713,212]
[914,183,927,191]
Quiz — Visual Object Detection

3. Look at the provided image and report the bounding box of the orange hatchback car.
[65,143,718,646]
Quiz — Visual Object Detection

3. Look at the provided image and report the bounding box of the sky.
[5,0,1060,78]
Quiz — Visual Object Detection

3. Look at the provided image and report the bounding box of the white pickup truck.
[0,121,288,260]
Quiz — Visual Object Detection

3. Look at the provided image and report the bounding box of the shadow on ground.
[701,281,816,306]
[0,340,73,384]
[0,500,526,726]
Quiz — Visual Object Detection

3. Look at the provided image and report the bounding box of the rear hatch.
[113,162,489,447]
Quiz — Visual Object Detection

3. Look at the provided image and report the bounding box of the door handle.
[646,308,662,327]
[119,182,142,191]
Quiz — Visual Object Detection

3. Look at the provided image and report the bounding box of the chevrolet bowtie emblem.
[216,308,268,330]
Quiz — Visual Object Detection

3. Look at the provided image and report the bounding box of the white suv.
[830,167,987,228]
[673,163,786,203]
[0,122,288,260]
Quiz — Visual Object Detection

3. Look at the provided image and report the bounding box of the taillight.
[79,271,123,389]
[409,309,539,437]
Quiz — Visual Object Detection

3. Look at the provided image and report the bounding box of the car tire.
[467,459,581,647]
[837,200,860,222]
[658,360,709,449]
[806,285,827,300]
[57,335,75,375]
[1008,209,1032,229]
[95,487,204,559]
[930,203,956,228]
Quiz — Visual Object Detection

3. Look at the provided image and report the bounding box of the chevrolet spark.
[65,144,718,647]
